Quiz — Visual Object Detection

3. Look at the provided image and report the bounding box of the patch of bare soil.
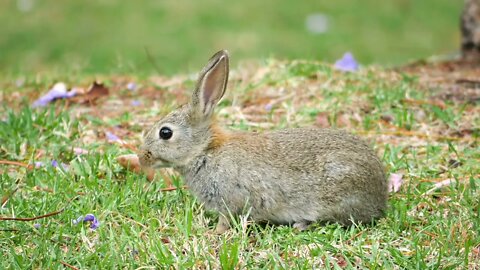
[399,59,480,104]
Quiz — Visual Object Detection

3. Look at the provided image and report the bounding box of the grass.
[0,58,479,268]
[0,0,463,74]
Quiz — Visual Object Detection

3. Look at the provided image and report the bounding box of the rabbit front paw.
[293,221,311,231]
[215,215,230,234]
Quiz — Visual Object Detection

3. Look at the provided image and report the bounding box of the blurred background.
[0,0,462,75]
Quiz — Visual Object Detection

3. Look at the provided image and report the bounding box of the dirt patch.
[398,59,480,104]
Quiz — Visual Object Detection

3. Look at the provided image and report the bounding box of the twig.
[33,186,54,193]
[60,261,79,270]
[0,196,78,221]
[0,160,33,169]
[0,228,20,232]
[159,185,187,192]
[423,175,479,195]
[402,98,446,109]
[0,208,65,221]
[1,187,19,208]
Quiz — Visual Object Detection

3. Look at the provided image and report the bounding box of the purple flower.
[51,160,69,170]
[106,131,120,142]
[51,160,59,167]
[84,214,95,222]
[126,82,137,91]
[388,173,404,193]
[131,100,141,107]
[34,223,41,229]
[265,103,273,111]
[73,147,88,155]
[32,82,77,108]
[34,161,44,168]
[72,214,100,230]
[334,52,359,72]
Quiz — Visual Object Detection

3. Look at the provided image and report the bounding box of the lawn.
[1,0,479,268]
[0,0,462,74]
[0,57,479,268]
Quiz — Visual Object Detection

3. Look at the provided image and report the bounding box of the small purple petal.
[84,214,96,222]
[34,161,44,168]
[264,103,273,111]
[106,131,120,142]
[131,100,141,106]
[73,147,88,155]
[51,160,59,167]
[51,160,69,170]
[127,82,137,91]
[32,82,77,108]
[72,214,100,229]
[34,223,41,229]
[388,173,404,193]
[90,219,100,230]
[334,52,359,72]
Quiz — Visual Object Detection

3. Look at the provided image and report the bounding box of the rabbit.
[138,50,388,233]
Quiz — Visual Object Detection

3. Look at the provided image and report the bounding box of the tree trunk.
[461,0,480,61]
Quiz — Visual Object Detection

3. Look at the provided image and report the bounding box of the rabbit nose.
[138,149,153,167]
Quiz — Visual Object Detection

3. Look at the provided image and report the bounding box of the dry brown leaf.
[71,81,109,104]
[116,154,156,182]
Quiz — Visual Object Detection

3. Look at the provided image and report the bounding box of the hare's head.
[139,50,229,169]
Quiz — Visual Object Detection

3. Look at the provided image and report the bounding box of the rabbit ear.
[191,50,229,120]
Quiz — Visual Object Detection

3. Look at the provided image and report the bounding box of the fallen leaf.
[116,154,156,182]
[388,173,404,193]
[334,254,348,268]
[71,81,109,104]
[380,114,394,123]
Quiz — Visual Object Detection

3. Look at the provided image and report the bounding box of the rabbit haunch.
[138,50,388,233]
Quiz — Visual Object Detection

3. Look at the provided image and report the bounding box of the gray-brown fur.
[138,50,388,232]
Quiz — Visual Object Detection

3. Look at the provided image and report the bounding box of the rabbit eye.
[159,127,173,140]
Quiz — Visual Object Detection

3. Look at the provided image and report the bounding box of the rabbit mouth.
[152,157,173,168]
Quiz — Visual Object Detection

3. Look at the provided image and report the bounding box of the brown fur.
[207,122,232,151]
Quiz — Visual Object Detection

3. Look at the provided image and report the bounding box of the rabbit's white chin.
[152,161,173,169]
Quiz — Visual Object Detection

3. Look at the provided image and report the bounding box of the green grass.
[0,0,463,75]
[0,59,479,268]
